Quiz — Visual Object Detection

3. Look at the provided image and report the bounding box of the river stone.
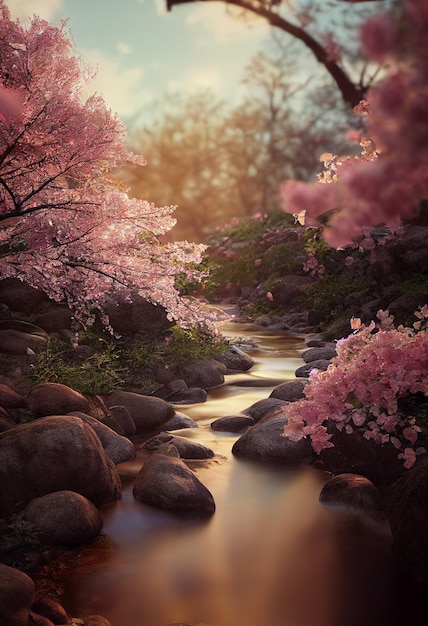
[179,359,225,390]
[31,596,70,625]
[85,615,112,626]
[232,415,314,466]
[26,383,91,418]
[68,412,135,464]
[23,490,103,546]
[210,414,255,433]
[295,359,331,377]
[385,457,428,584]
[318,426,405,493]
[214,345,254,372]
[301,346,337,363]
[104,405,136,437]
[167,387,208,404]
[104,391,175,433]
[0,564,35,626]
[28,611,55,625]
[133,451,215,516]
[319,473,384,519]
[144,432,214,459]
[269,379,308,402]
[0,415,121,518]
[241,397,288,422]
[152,378,188,400]
[0,329,47,355]
[0,383,26,408]
[162,411,198,430]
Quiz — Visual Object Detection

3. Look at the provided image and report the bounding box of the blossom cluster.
[282,307,428,469]
[281,0,428,247]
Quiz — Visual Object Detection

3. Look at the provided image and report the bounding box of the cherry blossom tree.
[0,3,207,328]
[282,0,428,247]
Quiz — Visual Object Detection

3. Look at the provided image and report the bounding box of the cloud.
[185,3,270,45]
[81,49,153,120]
[167,68,223,94]
[5,0,62,22]
[117,42,133,55]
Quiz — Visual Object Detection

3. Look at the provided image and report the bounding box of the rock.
[152,379,188,400]
[162,412,198,430]
[144,432,214,459]
[28,611,55,625]
[104,391,175,433]
[0,278,49,313]
[318,426,405,493]
[0,415,121,518]
[210,414,255,433]
[168,387,207,404]
[33,306,73,332]
[385,457,428,584]
[68,412,135,464]
[133,450,215,516]
[103,405,137,437]
[242,397,288,422]
[232,415,314,466]
[269,380,308,402]
[31,596,70,625]
[0,564,35,626]
[0,414,16,432]
[180,359,225,389]
[386,291,428,326]
[295,359,331,377]
[214,345,254,372]
[23,490,103,547]
[0,383,26,408]
[27,383,91,418]
[0,329,47,355]
[85,615,112,626]
[301,346,337,363]
[269,275,315,306]
[105,293,173,338]
[319,473,384,519]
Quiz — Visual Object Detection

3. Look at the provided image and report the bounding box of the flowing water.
[53,322,425,626]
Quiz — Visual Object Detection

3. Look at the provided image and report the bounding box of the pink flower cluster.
[282,0,428,247]
[282,307,428,469]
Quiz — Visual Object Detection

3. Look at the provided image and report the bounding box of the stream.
[52,321,424,626]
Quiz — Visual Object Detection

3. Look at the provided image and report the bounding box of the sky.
[4,0,271,126]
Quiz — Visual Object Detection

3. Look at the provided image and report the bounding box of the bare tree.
[166,0,391,107]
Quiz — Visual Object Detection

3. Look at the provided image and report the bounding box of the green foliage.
[0,516,41,569]
[300,273,371,320]
[33,340,126,395]
[32,325,226,395]
[261,241,304,276]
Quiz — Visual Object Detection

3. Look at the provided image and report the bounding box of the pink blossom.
[399,447,417,469]
[360,14,396,62]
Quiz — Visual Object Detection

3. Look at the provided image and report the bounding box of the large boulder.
[23,490,103,547]
[104,391,175,433]
[68,412,135,464]
[0,278,49,313]
[0,415,121,518]
[26,383,91,418]
[232,415,314,466]
[133,446,215,516]
[0,564,35,626]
